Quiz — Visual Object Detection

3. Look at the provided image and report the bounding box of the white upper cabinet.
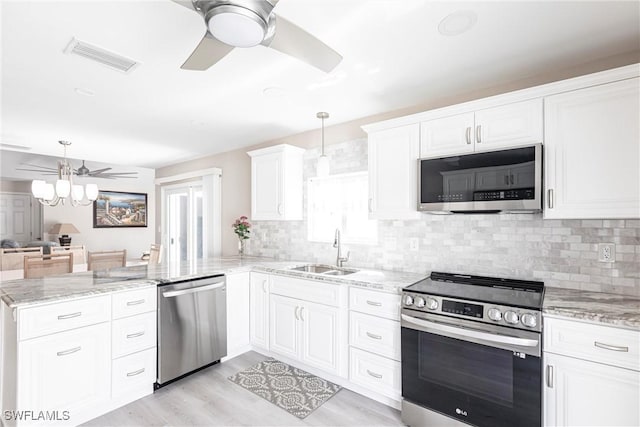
[247,144,304,220]
[420,98,543,157]
[544,77,640,219]
[366,123,421,219]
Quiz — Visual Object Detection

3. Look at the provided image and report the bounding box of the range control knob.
[504,311,519,325]
[487,308,502,321]
[521,313,538,328]
[403,295,414,306]
[414,297,426,308]
[425,297,439,310]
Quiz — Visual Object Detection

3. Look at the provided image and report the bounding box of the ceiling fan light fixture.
[55,179,71,198]
[207,6,267,48]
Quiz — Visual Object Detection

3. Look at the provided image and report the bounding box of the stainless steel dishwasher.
[156,274,227,388]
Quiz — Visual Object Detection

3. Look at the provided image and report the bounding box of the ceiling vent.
[64,38,139,73]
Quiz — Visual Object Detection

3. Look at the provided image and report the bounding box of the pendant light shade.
[316,112,330,177]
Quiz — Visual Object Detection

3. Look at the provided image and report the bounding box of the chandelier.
[30,141,98,207]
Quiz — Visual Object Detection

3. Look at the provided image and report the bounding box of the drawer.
[349,347,401,399]
[112,311,157,358]
[544,317,640,371]
[349,287,400,320]
[350,311,401,361]
[112,347,156,397]
[112,286,157,319]
[19,295,111,340]
[270,275,340,307]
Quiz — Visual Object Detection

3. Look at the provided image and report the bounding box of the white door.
[249,272,270,349]
[269,294,299,360]
[368,124,420,219]
[0,193,33,243]
[226,272,250,358]
[164,184,204,263]
[544,78,640,219]
[544,352,640,426]
[300,301,339,375]
[474,98,543,151]
[420,112,474,157]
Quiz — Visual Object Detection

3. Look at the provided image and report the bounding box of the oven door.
[401,311,541,427]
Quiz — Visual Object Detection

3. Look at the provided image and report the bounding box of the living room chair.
[149,243,162,264]
[23,253,73,279]
[51,245,87,266]
[1,247,43,271]
[88,250,127,271]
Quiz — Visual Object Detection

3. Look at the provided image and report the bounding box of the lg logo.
[455,408,468,417]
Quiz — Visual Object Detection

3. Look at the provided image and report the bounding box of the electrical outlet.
[409,237,419,251]
[598,243,616,263]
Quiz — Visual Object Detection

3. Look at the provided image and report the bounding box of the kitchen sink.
[288,264,358,276]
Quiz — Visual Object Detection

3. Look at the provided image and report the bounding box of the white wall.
[43,169,156,259]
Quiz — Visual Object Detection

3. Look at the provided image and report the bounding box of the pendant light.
[316,112,330,177]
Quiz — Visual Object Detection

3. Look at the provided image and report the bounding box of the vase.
[238,239,246,256]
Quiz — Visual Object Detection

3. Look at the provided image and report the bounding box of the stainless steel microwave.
[418,144,542,213]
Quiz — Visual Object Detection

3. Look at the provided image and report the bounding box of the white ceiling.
[1,0,639,170]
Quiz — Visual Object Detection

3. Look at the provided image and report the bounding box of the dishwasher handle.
[162,281,225,298]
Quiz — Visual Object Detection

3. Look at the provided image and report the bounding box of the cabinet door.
[544,78,640,219]
[226,272,250,358]
[251,152,283,220]
[420,112,475,157]
[249,272,269,349]
[300,301,339,375]
[544,352,640,427]
[17,322,111,416]
[269,294,299,360]
[474,98,543,151]
[368,124,420,219]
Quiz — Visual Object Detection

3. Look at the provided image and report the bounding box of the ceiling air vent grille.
[64,38,139,73]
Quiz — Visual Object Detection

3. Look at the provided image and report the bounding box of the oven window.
[418,332,514,407]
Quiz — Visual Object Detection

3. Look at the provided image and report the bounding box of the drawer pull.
[366,332,382,340]
[366,369,383,379]
[126,299,145,306]
[546,365,553,388]
[595,341,629,352]
[126,368,145,377]
[126,331,145,339]
[57,346,81,356]
[57,312,81,320]
[366,300,382,307]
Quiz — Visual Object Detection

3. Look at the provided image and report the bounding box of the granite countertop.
[543,287,640,331]
[0,257,426,309]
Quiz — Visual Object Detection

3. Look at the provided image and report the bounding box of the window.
[307,172,377,244]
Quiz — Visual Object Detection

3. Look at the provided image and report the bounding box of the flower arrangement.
[232,216,251,240]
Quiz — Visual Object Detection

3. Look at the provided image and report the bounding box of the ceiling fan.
[171,0,342,72]
[16,141,138,180]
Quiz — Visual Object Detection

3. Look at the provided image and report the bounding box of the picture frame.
[93,190,148,228]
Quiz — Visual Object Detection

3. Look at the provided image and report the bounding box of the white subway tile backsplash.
[248,138,640,296]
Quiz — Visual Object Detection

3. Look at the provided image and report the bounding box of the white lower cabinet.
[225,272,251,359]
[543,317,640,427]
[249,272,270,350]
[17,322,111,423]
[349,347,401,399]
[112,347,156,398]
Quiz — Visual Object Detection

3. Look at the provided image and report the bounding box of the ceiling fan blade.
[170,0,197,12]
[87,167,112,175]
[15,168,58,175]
[263,15,342,73]
[18,163,58,172]
[181,32,235,71]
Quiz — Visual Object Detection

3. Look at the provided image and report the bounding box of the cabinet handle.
[366,332,382,340]
[126,299,145,306]
[476,125,482,143]
[126,368,145,377]
[126,331,145,339]
[465,127,471,144]
[594,341,629,352]
[262,280,267,293]
[366,369,383,379]
[368,198,373,213]
[546,365,554,388]
[510,174,514,185]
[504,175,509,185]
[366,300,382,307]
[299,307,305,322]
[57,346,81,357]
[277,204,283,215]
[294,306,300,321]
[57,312,81,320]
[547,189,554,209]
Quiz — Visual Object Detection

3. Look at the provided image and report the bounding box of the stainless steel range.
[401,272,544,427]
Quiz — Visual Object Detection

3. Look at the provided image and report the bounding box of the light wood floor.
[84,351,403,427]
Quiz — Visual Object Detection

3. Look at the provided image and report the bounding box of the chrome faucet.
[333,228,350,267]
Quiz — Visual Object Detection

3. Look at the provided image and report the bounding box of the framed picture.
[93,190,148,228]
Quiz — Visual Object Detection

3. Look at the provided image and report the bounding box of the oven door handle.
[401,314,539,348]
